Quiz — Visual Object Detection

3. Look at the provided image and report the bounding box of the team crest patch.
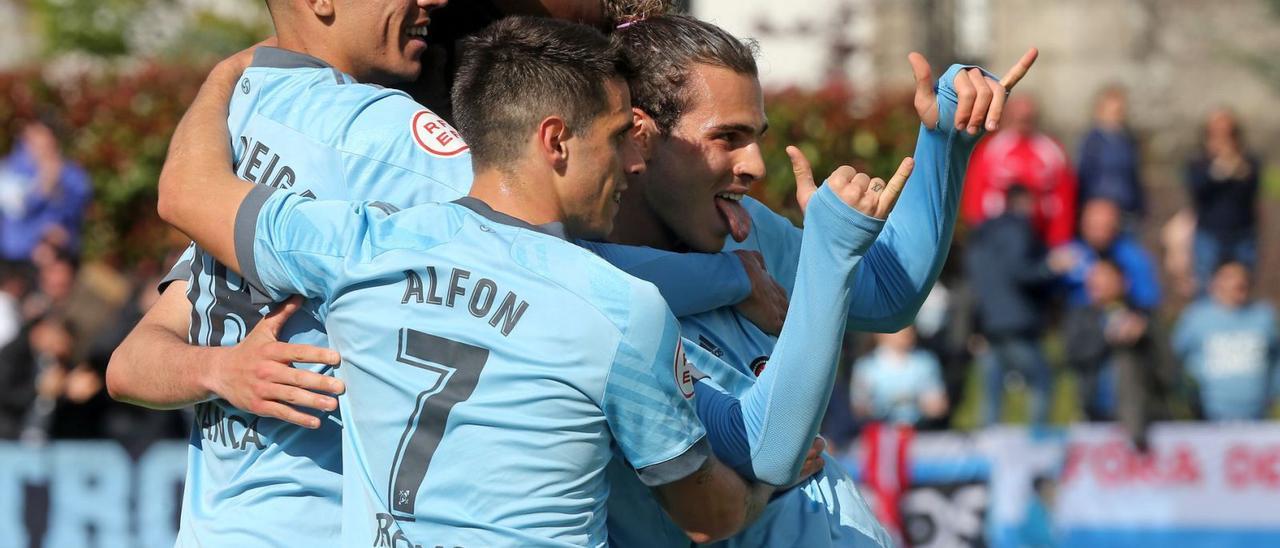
[410,109,469,158]
[750,356,769,377]
[675,344,695,399]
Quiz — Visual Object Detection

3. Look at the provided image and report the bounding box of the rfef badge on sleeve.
[674,343,695,399]
[411,109,469,158]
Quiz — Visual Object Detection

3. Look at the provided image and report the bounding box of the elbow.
[105,347,131,402]
[156,180,180,228]
[683,508,747,544]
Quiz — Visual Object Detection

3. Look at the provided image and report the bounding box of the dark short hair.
[613,14,758,134]
[452,16,631,171]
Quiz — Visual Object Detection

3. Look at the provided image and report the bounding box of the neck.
[467,167,565,227]
[608,175,681,250]
[275,26,365,81]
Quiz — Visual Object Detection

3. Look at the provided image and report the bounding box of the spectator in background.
[1059,198,1161,312]
[1063,260,1169,447]
[1185,108,1261,291]
[851,326,948,426]
[966,185,1072,426]
[1077,85,1145,221]
[0,116,91,262]
[961,95,1078,247]
[1173,261,1278,421]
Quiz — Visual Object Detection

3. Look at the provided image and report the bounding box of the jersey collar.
[453,197,569,241]
[251,47,334,70]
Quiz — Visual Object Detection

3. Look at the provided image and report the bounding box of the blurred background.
[0,0,1276,546]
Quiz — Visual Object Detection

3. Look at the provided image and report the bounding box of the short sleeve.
[338,93,472,204]
[157,243,196,292]
[602,283,710,487]
[234,184,389,306]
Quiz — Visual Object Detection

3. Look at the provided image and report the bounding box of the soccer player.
[583,14,1037,547]
[107,2,774,546]
[155,16,910,546]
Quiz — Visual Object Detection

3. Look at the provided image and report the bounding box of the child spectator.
[1063,260,1170,447]
[851,326,948,426]
[1173,261,1278,421]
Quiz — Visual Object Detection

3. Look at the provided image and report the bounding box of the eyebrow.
[711,122,769,136]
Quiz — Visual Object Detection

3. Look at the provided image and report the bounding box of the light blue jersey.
[852,348,945,425]
[234,188,710,547]
[1172,299,1280,420]
[169,47,472,547]
[603,65,988,548]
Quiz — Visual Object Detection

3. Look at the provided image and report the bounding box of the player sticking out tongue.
[715,191,752,242]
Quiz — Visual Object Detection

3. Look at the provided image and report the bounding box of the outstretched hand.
[909,47,1038,134]
[206,296,344,429]
[788,146,914,220]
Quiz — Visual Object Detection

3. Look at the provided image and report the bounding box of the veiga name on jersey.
[401,267,529,337]
[236,135,316,197]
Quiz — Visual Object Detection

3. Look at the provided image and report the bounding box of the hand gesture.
[732,250,789,336]
[208,296,345,429]
[909,48,1038,134]
[789,146,914,220]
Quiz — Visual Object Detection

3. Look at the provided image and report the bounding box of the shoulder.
[511,233,667,336]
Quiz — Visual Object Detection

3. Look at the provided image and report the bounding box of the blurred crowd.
[0,113,184,455]
[825,87,1275,450]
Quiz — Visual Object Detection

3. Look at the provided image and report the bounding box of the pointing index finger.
[999,47,1038,91]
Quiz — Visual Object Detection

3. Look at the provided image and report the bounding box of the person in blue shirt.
[585,13,1037,548]
[155,16,913,546]
[0,117,92,260]
[852,327,948,426]
[1173,261,1279,421]
[1058,197,1161,311]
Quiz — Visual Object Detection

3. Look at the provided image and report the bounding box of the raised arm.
[684,159,912,488]
[757,50,1037,333]
[156,55,261,271]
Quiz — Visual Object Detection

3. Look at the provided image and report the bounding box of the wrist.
[195,347,229,402]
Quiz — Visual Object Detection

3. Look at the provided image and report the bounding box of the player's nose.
[733,142,765,184]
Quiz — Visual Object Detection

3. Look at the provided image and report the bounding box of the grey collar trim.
[453,197,569,241]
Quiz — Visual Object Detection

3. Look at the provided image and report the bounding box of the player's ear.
[304,0,335,18]
[631,107,658,159]
[537,115,570,175]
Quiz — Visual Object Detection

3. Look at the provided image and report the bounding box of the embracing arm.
[106,279,342,427]
[156,57,259,271]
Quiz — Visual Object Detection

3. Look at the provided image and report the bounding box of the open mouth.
[713,191,751,242]
[405,24,429,40]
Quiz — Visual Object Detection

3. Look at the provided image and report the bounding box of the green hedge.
[1,65,921,263]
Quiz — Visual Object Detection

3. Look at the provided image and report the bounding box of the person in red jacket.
[961,95,1078,246]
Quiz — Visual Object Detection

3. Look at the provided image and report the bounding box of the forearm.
[106,281,222,408]
[156,61,255,271]
[657,456,775,543]
[739,187,882,486]
[844,65,987,332]
[106,321,224,409]
[582,241,750,316]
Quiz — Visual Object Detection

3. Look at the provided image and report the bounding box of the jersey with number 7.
[234,187,710,547]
